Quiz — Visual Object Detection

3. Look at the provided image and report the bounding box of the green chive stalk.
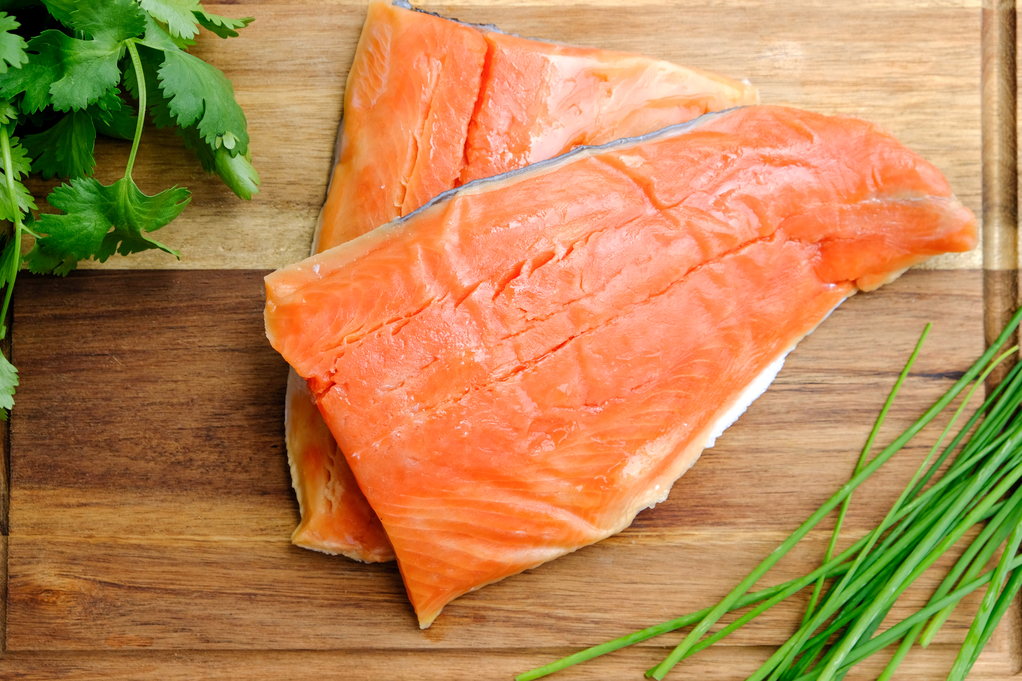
[801,327,927,626]
[519,307,1022,681]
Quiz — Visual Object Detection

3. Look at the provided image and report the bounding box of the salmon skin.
[266,106,978,627]
[286,0,759,562]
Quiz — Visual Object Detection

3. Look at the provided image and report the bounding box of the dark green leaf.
[123,43,176,128]
[25,0,148,112]
[23,109,96,179]
[69,0,146,43]
[138,11,184,52]
[28,176,188,274]
[0,174,33,221]
[157,48,248,155]
[0,12,28,73]
[88,91,137,140]
[0,134,35,221]
[1,132,30,179]
[92,86,125,112]
[140,0,200,40]
[0,30,63,113]
[40,0,76,26]
[0,234,18,298]
[47,33,124,111]
[24,246,75,276]
[0,99,16,124]
[0,348,18,416]
[194,9,253,39]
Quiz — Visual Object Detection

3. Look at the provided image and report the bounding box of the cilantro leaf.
[68,0,146,44]
[140,0,200,40]
[93,87,126,112]
[0,176,33,221]
[157,48,248,155]
[0,133,35,221]
[0,30,63,113]
[0,132,30,179]
[30,0,147,112]
[123,43,177,128]
[28,177,189,274]
[138,11,185,52]
[40,0,77,27]
[47,34,123,111]
[88,90,137,140]
[23,109,96,179]
[0,346,18,417]
[178,123,259,199]
[0,12,28,73]
[0,100,16,124]
[194,9,253,39]
[0,175,32,218]
[0,234,19,305]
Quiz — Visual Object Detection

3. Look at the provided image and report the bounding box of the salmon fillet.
[266,106,978,627]
[288,0,759,562]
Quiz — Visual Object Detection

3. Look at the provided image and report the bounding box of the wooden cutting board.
[0,1,1015,679]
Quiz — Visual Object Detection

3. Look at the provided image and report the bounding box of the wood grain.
[3,0,1007,678]
[0,645,1016,681]
[984,0,1018,373]
[21,1,982,272]
[5,269,1016,679]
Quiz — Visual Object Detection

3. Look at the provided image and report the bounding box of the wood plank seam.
[982,0,1019,672]
[982,0,1019,380]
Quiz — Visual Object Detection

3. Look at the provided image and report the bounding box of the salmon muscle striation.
[285,0,758,562]
[266,106,978,626]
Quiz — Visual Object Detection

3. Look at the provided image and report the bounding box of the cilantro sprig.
[0,0,258,416]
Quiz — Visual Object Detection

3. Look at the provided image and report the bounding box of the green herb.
[518,307,1022,681]
[0,0,258,416]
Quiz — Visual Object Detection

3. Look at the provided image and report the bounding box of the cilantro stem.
[0,122,23,337]
[124,40,147,182]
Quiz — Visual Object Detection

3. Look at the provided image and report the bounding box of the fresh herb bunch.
[519,309,1022,681]
[0,0,259,416]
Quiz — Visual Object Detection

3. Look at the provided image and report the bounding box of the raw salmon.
[285,371,394,562]
[266,106,977,627]
[288,0,759,561]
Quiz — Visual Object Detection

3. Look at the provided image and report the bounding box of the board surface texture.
[3,0,1014,679]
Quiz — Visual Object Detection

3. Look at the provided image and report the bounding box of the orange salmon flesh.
[266,105,977,627]
[286,0,759,563]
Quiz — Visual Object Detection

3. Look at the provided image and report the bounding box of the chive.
[756,345,1011,681]
[947,510,1022,679]
[870,481,1022,681]
[876,504,1022,681]
[649,325,948,680]
[518,470,1004,681]
[801,326,928,627]
[756,431,1022,681]
[814,425,1022,681]
[967,565,1022,671]
[750,449,985,681]
[516,556,858,681]
[918,483,1022,647]
[874,350,1022,680]
[519,307,1022,681]
[788,554,1022,681]
[781,560,904,680]
[514,582,789,681]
